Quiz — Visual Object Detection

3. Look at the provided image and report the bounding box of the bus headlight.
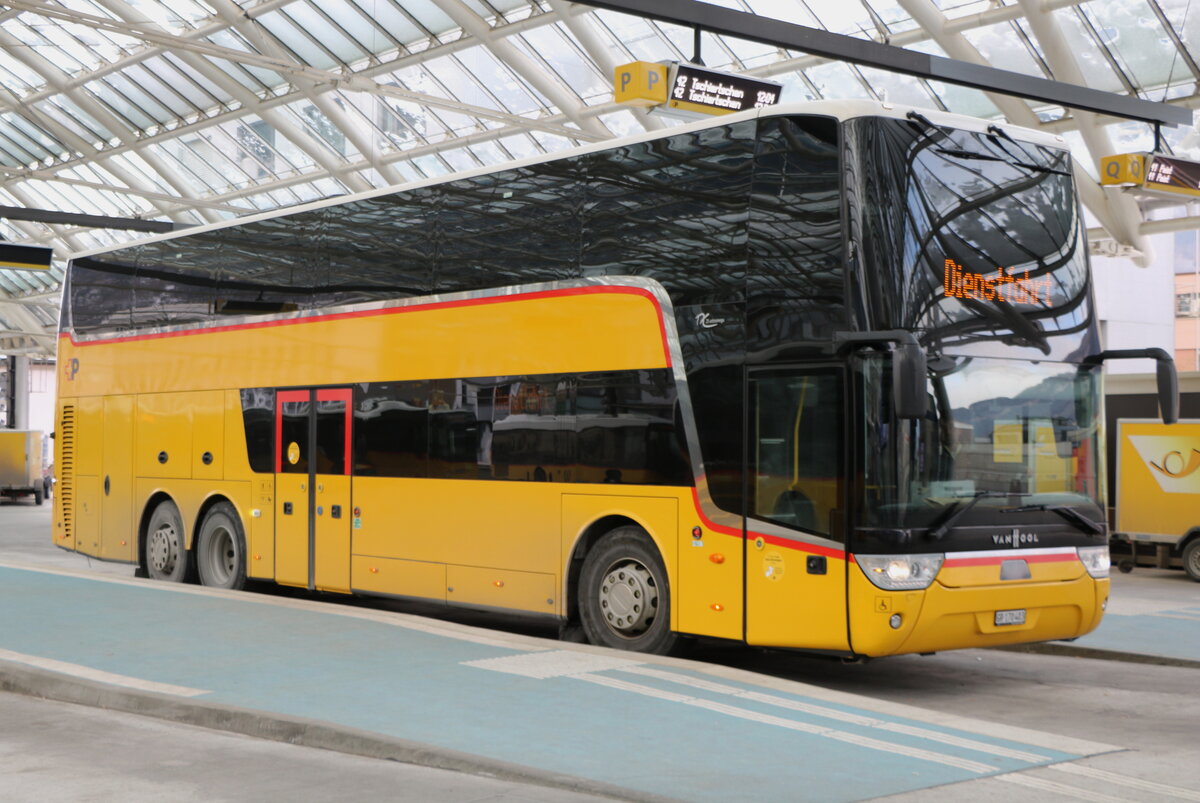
[857,554,944,590]
[1077,546,1110,579]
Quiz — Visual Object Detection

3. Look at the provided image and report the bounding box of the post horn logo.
[1129,435,1200,494]
[1149,448,1200,479]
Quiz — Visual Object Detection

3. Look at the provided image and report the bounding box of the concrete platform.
[0,558,1129,803]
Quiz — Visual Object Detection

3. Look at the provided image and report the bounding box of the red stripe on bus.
[60,286,674,367]
[688,486,844,560]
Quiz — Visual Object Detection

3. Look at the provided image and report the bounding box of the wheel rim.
[1188,546,1200,576]
[202,522,235,585]
[598,559,659,638]
[148,520,180,576]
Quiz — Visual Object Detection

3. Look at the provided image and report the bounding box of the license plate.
[994,608,1026,626]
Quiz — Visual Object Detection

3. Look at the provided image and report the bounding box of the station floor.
[2,506,1198,802]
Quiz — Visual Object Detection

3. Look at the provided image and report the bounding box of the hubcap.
[149,523,178,575]
[205,525,234,584]
[598,559,658,637]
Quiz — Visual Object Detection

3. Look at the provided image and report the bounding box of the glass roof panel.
[962,21,1047,80]
[1053,9,1126,93]
[87,80,158,132]
[154,54,232,110]
[1076,1,1188,91]
[0,49,42,93]
[286,2,370,65]
[398,0,459,39]
[312,0,392,56]
[345,0,425,46]
[518,26,608,103]
[804,60,873,101]
[256,9,340,70]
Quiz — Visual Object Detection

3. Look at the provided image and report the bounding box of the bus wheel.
[579,526,677,655]
[146,500,189,583]
[196,502,247,590]
[1184,540,1200,583]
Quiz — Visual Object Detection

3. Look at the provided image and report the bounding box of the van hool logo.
[1129,435,1200,494]
[993,528,1040,547]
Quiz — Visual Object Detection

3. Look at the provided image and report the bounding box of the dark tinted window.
[314,396,347,475]
[240,388,275,473]
[354,381,430,478]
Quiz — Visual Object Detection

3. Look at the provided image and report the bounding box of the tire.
[34,487,43,505]
[1183,539,1200,583]
[579,526,678,655]
[196,502,247,590]
[145,499,189,583]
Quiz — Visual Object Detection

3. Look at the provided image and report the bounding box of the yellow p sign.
[614,61,669,108]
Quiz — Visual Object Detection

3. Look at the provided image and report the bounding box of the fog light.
[889,613,902,629]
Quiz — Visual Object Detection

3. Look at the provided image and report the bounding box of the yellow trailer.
[0,429,47,505]
[1114,419,1200,580]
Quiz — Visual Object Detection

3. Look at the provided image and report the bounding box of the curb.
[993,642,1200,670]
[0,660,671,803]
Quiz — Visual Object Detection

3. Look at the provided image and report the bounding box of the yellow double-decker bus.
[54,100,1169,657]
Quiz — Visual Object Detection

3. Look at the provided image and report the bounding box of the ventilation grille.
[58,405,74,542]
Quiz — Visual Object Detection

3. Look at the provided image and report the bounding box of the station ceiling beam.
[577,0,1192,128]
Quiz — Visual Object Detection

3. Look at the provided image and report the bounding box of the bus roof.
[67,99,1066,263]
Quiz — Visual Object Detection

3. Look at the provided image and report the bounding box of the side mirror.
[893,340,929,419]
[1156,354,1180,425]
[834,330,928,420]
[1085,348,1178,425]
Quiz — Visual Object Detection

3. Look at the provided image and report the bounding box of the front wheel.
[196,502,247,590]
[1183,539,1200,583]
[579,526,678,655]
[145,499,189,583]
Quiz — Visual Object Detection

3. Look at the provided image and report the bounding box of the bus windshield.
[858,356,1103,537]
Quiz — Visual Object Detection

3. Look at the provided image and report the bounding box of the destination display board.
[666,64,782,117]
[0,243,52,271]
[614,61,781,119]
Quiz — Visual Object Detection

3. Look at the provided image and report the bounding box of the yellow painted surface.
[60,291,668,398]
[351,556,446,601]
[1116,420,1200,541]
[446,565,557,614]
[745,540,848,650]
[136,393,194,480]
[675,524,743,641]
[99,395,135,562]
[847,562,1104,657]
[614,61,669,107]
[314,474,351,593]
[1099,153,1145,186]
[275,473,309,587]
[192,391,225,481]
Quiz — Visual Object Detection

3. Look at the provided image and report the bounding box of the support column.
[12,355,30,430]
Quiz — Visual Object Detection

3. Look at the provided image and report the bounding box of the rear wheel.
[1183,539,1200,582]
[33,487,43,505]
[196,502,247,590]
[579,526,677,655]
[145,500,189,583]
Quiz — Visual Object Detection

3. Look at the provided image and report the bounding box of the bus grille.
[58,405,74,542]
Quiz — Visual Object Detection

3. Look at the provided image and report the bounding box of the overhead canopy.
[1,0,1199,356]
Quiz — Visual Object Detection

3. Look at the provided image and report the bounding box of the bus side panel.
[248,475,275,579]
[72,396,103,556]
[561,493,678,628]
[676,520,743,641]
[99,395,135,562]
[745,542,849,651]
[191,390,225,482]
[136,393,193,480]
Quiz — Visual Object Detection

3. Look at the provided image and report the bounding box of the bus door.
[274,388,353,592]
[744,367,848,649]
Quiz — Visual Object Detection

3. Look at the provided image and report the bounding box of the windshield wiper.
[1002,504,1104,535]
[927,491,1010,541]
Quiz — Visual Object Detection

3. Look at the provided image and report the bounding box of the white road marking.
[1146,611,1200,622]
[0,648,209,697]
[617,664,1049,763]
[460,650,642,678]
[997,772,1132,802]
[575,672,998,774]
[1048,763,1200,801]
